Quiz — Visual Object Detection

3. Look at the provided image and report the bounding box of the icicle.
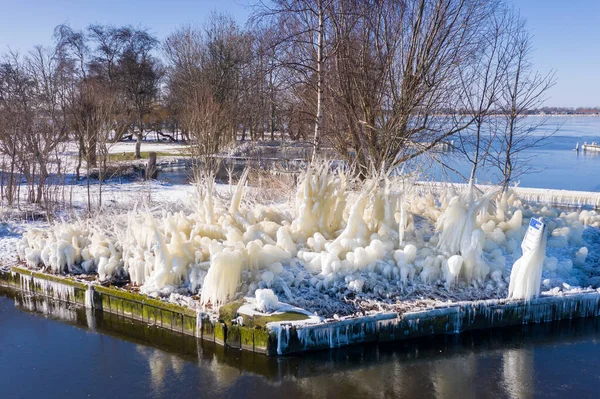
[200,248,244,306]
[229,168,249,215]
[399,195,407,246]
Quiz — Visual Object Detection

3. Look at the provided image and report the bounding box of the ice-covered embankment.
[14,165,600,324]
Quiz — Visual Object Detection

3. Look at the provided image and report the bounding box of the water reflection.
[2,286,600,398]
[503,349,533,399]
[432,354,478,398]
[13,291,78,322]
[136,345,186,390]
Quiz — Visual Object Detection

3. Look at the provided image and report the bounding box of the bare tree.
[323,0,499,177]
[252,0,332,158]
[454,7,515,183]
[27,46,69,206]
[54,24,96,175]
[0,48,68,209]
[55,24,123,211]
[0,52,32,205]
[86,24,134,144]
[493,15,556,191]
[164,14,250,171]
[116,28,162,158]
[87,24,130,85]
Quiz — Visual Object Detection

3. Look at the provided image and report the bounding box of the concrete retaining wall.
[2,265,600,356]
[270,294,600,355]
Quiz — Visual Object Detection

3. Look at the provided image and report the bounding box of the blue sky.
[0,0,598,107]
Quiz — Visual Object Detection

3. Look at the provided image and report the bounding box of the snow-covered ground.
[0,181,198,258]
[107,141,189,155]
[5,166,600,320]
[0,222,27,266]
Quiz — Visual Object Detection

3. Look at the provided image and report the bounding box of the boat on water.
[582,142,600,152]
[575,142,600,152]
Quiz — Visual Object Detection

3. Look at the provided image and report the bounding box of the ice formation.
[200,249,244,306]
[17,222,121,277]
[15,165,600,315]
[435,182,497,283]
[443,255,463,288]
[508,219,547,301]
[255,289,279,312]
[575,247,588,266]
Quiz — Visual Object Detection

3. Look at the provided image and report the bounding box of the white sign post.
[508,217,547,301]
[522,218,546,253]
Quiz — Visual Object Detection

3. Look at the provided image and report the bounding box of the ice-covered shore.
[12,166,600,318]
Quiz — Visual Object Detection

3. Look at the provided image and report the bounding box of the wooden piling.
[146,152,158,180]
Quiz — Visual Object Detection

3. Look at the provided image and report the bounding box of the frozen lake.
[3,288,600,398]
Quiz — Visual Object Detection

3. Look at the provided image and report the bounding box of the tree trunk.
[135,130,143,159]
[7,149,16,205]
[146,152,158,180]
[36,167,47,204]
[312,0,324,162]
[0,162,4,202]
[76,139,83,181]
[88,135,98,168]
[270,98,276,141]
[469,119,482,183]
[86,161,91,214]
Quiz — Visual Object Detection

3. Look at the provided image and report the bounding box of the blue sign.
[529,218,543,230]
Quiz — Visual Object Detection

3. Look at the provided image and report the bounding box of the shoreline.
[4,169,600,356]
[3,265,600,356]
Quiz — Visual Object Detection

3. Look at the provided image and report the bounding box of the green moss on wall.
[214,321,227,345]
[227,324,242,348]
[240,326,254,351]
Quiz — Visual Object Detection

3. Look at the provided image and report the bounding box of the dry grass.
[247,169,298,204]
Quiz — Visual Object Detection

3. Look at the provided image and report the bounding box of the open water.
[2,288,600,398]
